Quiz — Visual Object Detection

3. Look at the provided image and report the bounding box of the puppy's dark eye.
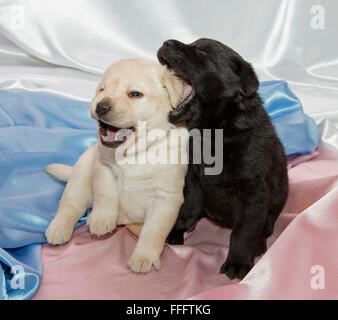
[128,91,143,98]
[99,87,104,92]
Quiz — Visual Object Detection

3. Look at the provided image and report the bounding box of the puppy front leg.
[220,191,267,280]
[46,146,95,245]
[86,158,118,236]
[128,199,179,273]
[167,165,203,244]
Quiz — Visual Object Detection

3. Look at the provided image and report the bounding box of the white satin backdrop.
[0,0,337,150]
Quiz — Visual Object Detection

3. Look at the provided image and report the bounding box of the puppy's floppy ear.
[238,60,259,97]
[162,70,184,108]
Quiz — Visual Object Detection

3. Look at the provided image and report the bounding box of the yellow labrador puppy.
[45,59,189,273]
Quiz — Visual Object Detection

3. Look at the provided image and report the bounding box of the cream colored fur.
[45,59,188,273]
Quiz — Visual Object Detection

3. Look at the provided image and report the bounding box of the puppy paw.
[254,239,267,257]
[128,250,160,274]
[45,218,74,245]
[87,210,117,236]
[219,259,253,280]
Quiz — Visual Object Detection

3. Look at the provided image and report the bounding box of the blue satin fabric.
[0,80,319,299]
[258,81,319,155]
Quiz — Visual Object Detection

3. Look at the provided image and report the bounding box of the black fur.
[157,38,288,279]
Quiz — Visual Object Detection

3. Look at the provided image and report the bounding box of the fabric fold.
[0,82,320,299]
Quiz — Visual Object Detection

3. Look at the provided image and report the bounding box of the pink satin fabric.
[33,147,338,300]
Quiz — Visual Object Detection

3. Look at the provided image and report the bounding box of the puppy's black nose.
[96,100,112,117]
[163,40,175,47]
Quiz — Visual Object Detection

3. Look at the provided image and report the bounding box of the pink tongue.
[180,81,193,103]
[102,129,117,142]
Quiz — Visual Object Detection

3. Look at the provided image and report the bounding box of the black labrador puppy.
[157,38,288,279]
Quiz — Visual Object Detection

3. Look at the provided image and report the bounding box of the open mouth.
[158,55,195,109]
[99,119,135,148]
